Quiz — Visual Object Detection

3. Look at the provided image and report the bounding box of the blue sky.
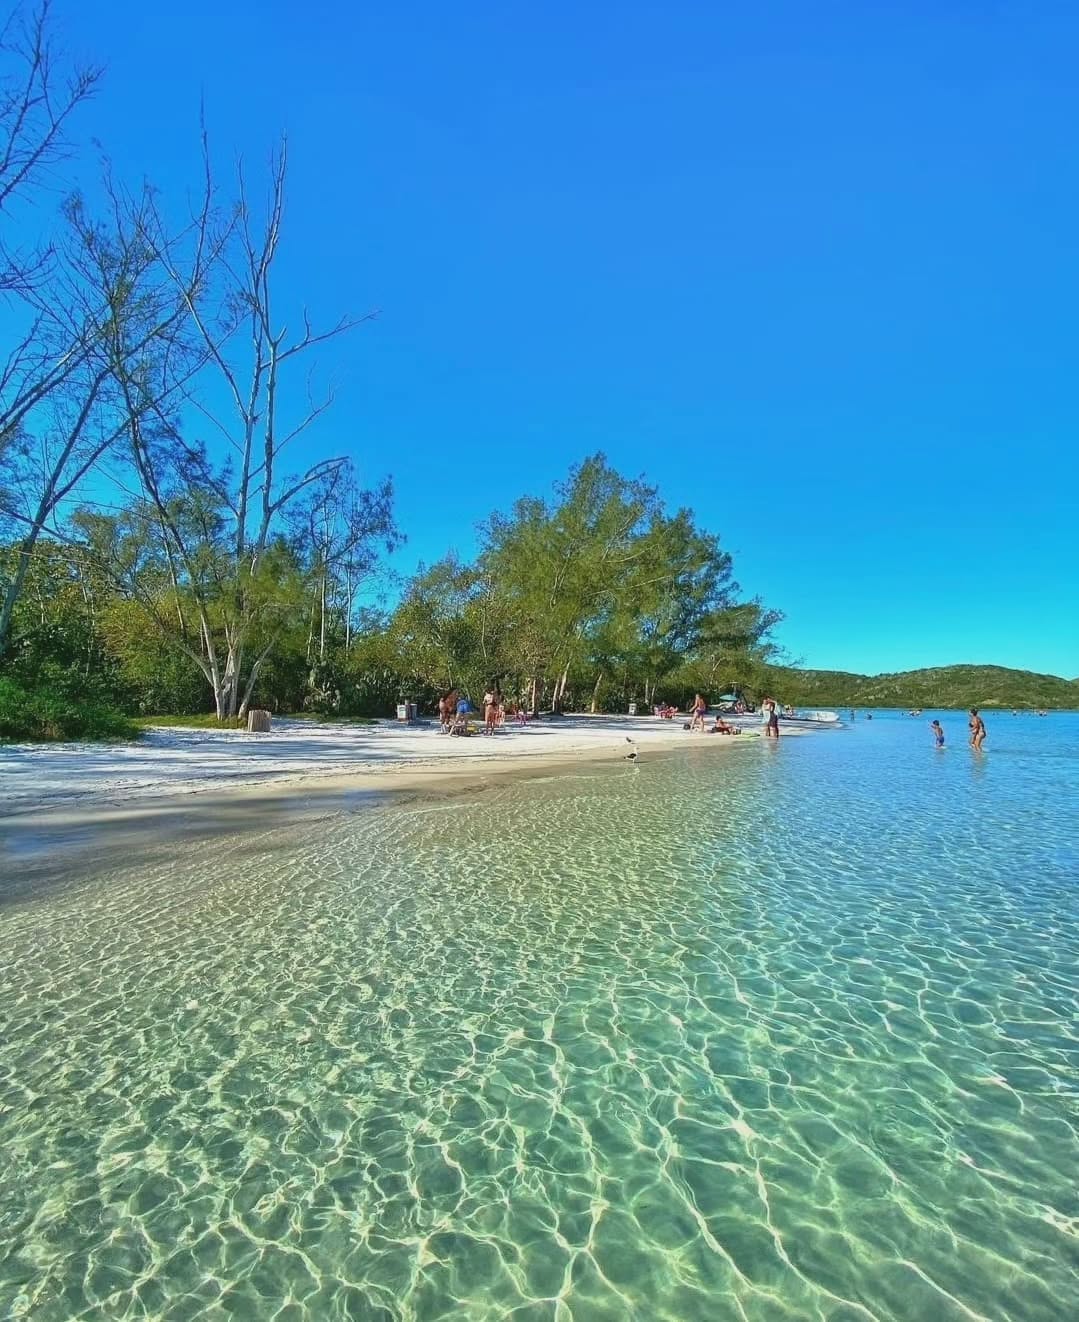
[24,1,1079,676]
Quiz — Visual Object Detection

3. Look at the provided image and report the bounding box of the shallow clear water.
[2,711,1078,1321]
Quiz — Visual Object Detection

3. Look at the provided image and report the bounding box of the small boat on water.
[781,709,841,726]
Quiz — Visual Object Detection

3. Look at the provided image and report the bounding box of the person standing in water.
[759,698,773,736]
[929,719,945,748]
[968,708,987,750]
[758,697,779,739]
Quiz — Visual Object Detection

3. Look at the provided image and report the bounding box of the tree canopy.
[0,7,779,739]
[380,454,780,716]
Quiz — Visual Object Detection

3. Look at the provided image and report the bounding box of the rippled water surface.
[2,711,1078,1320]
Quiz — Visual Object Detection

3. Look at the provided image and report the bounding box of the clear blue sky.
[38,2,1079,675]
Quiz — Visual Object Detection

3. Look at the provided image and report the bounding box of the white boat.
[782,709,841,725]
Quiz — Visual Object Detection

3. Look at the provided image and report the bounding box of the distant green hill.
[766,664,1079,710]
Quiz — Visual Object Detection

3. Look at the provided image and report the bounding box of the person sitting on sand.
[711,716,736,734]
[450,695,472,734]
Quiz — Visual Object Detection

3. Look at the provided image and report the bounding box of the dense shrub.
[0,675,139,743]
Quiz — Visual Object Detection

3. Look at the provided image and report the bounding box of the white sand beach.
[0,713,774,875]
[1,712,768,818]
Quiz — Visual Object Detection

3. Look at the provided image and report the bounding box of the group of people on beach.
[928,709,986,750]
[672,693,775,737]
[436,688,529,736]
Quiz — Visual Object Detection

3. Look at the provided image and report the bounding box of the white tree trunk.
[590,671,603,714]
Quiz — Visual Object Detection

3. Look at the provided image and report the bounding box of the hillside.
[767,664,1079,710]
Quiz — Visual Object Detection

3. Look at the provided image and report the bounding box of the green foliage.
[0,675,138,742]
[132,714,246,729]
[132,712,375,729]
[383,454,776,712]
[334,627,431,716]
[99,599,212,714]
[0,454,781,734]
[387,557,514,699]
[767,664,1079,710]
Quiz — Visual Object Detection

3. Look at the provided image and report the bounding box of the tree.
[599,508,741,708]
[671,600,783,700]
[0,177,223,654]
[1,0,104,470]
[387,556,513,698]
[0,3,120,652]
[481,455,662,712]
[295,464,399,682]
[0,0,101,293]
[387,454,782,717]
[93,144,394,718]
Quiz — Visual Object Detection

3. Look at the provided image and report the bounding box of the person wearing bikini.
[969,709,986,751]
[483,688,499,735]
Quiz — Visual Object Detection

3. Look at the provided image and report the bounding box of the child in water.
[929,719,945,748]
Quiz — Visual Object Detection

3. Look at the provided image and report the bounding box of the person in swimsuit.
[483,689,498,734]
[690,693,708,731]
[758,698,778,738]
[969,708,986,751]
[930,719,945,748]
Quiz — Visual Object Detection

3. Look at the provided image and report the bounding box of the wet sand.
[2,718,775,886]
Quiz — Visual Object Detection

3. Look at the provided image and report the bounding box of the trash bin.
[396,703,408,722]
[628,702,638,716]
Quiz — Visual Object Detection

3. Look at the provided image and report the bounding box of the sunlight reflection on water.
[2,712,1077,1320]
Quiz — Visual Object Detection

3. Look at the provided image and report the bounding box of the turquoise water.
[1,711,1077,1320]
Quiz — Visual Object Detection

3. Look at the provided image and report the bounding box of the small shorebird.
[624,737,639,762]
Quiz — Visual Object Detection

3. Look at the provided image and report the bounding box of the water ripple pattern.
[2,712,1078,1320]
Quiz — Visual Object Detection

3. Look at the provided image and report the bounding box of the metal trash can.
[396,703,408,722]
[628,702,638,716]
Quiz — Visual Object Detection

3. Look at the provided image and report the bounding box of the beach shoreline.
[1,713,784,880]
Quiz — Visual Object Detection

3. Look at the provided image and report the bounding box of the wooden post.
[247,709,271,733]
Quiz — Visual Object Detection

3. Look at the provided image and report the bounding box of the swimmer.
[929,719,945,749]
